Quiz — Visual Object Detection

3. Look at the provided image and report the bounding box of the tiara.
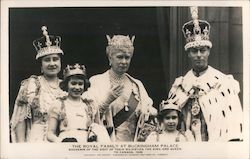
[159,100,181,113]
[63,63,86,79]
[106,35,135,47]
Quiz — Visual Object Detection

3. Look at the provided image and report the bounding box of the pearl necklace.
[42,76,59,89]
[109,70,126,86]
[39,76,60,114]
[109,70,131,112]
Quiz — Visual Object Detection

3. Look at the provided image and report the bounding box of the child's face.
[163,110,179,132]
[68,76,84,99]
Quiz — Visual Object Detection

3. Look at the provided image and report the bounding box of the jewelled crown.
[33,26,64,59]
[63,63,87,80]
[106,35,135,54]
[182,7,212,51]
[159,100,181,113]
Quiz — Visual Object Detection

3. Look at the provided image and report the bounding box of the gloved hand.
[103,84,124,106]
[110,84,124,99]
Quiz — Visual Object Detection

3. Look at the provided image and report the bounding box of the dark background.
[9,7,169,118]
[9,7,243,118]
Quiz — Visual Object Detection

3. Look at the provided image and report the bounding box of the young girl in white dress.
[47,64,110,142]
[146,100,201,142]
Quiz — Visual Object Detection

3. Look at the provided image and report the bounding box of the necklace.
[39,76,60,114]
[109,70,132,112]
[42,76,59,89]
[109,69,126,86]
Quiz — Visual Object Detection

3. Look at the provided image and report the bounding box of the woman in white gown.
[10,26,66,142]
[47,64,110,142]
[84,35,157,142]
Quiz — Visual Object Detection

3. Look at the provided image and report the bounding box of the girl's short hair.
[59,74,90,92]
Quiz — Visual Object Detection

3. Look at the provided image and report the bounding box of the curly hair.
[106,45,134,56]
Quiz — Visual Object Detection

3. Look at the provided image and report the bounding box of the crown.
[182,7,212,51]
[106,35,135,54]
[159,100,181,113]
[63,63,87,80]
[33,26,64,59]
[106,35,135,47]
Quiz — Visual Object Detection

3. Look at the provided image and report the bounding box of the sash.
[113,92,139,128]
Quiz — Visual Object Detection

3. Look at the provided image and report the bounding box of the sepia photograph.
[1,0,250,158]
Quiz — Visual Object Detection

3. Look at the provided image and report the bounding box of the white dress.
[146,131,194,142]
[51,99,89,142]
[49,98,111,142]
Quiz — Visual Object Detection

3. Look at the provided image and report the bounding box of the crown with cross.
[182,7,212,51]
[63,63,87,80]
[33,26,63,59]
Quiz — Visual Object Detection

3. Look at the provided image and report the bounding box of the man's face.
[188,46,210,71]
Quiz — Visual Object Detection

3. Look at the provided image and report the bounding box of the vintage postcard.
[1,0,249,158]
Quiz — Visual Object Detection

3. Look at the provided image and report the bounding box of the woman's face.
[108,51,132,75]
[41,54,61,77]
[162,110,179,132]
[67,76,85,99]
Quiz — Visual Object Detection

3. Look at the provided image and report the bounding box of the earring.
[109,62,112,66]
[41,68,44,74]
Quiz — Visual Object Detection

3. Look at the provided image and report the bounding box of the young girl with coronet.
[146,100,201,142]
[47,64,110,142]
